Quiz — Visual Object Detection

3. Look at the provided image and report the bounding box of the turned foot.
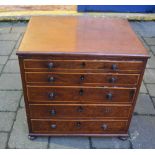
[28,135,36,140]
[118,136,129,141]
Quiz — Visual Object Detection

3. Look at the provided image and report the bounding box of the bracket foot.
[28,135,36,140]
[118,136,129,141]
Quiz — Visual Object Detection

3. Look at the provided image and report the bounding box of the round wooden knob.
[51,124,57,129]
[48,92,55,99]
[80,75,85,81]
[81,62,86,67]
[77,106,83,112]
[101,124,108,130]
[109,77,117,83]
[111,64,117,70]
[79,89,84,96]
[50,109,56,116]
[48,76,55,82]
[76,122,81,128]
[106,93,113,100]
[48,62,54,69]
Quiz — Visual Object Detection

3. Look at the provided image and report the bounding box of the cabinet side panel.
[18,56,32,133]
[126,58,148,130]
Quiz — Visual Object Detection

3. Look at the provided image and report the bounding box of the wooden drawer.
[29,104,131,119]
[31,119,128,134]
[27,86,136,103]
[25,72,139,86]
[24,59,143,72]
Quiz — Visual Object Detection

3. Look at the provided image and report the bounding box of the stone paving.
[0,20,155,149]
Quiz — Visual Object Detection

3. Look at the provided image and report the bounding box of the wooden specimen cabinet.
[17,16,149,140]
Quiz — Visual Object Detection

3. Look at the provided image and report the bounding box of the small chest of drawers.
[17,16,149,139]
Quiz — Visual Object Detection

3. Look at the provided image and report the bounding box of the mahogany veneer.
[17,16,149,139]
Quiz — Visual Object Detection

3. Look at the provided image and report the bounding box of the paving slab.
[134,94,155,115]
[140,81,148,94]
[152,98,155,105]
[49,136,90,149]
[146,84,155,97]
[0,22,12,34]
[130,22,141,31]
[146,52,155,69]
[9,49,18,60]
[0,33,20,41]
[91,137,130,149]
[8,108,48,149]
[11,22,27,33]
[0,41,16,55]
[20,96,25,108]
[130,22,155,37]
[144,37,155,46]
[0,132,8,149]
[130,115,155,149]
[15,34,23,49]
[137,35,150,50]
[0,56,8,65]
[0,65,3,72]
[0,91,22,111]
[130,22,140,34]
[3,60,20,73]
[0,74,22,90]
[150,46,155,54]
[0,112,15,132]
[144,69,155,84]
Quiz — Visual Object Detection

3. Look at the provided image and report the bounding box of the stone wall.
[0,5,77,12]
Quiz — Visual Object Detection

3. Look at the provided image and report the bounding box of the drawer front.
[31,119,128,134]
[29,104,131,119]
[24,59,143,71]
[27,86,136,102]
[25,72,139,86]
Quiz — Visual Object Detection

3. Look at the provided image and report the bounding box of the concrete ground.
[0,20,155,149]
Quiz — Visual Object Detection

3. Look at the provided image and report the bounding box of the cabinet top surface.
[17,16,148,57]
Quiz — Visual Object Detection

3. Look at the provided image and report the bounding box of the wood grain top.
[17,16,148,57]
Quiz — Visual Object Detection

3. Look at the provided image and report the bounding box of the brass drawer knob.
[50,109,56,116]
[106,93,113,100]
[48,92,55,99]
[48,62,54,69]
[109,77,117,83]
[48,76,55,82]
[51,124,57,129]
[111,64,117,70]
[101,124,108,130]
[77,106,83,112]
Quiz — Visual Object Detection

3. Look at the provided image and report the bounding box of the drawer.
[24,59,143,72]
[31,119,128,134]
[25,72,139,86]
[27,86,136,103]
[29,104,131,119]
